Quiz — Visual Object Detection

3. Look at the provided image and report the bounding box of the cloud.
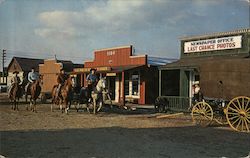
[34,0,189,40]
[33,0,249,59]
[0,0,5,5]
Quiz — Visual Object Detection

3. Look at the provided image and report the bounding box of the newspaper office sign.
[184,35,242,53]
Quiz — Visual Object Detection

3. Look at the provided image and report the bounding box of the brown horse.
[8,83,23,110]
[51,78,73,114]
[27,80,41,112]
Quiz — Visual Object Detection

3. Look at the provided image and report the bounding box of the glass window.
[132,73,139,96]
[125,80,129,95]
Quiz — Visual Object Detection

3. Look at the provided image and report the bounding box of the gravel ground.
[0,103,250,158]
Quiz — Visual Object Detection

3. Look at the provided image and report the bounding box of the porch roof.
[159,55,249,70]
[71,65,145,74]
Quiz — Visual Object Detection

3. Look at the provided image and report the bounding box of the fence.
[156,96,191,112]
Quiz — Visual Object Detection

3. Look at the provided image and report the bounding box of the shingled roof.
[8,57,44,72]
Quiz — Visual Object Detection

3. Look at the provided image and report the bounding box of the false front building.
[73,45,176,105]
[159,28,250,111]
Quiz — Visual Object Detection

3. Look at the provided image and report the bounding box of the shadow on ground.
[1,126,249,158]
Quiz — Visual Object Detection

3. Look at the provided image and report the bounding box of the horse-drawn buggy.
[155,56,250,133]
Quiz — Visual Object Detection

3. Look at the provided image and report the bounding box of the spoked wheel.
[226,96,250,133]
[192,101,214,127]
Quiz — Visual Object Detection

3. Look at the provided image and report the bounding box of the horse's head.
[96,77,106,92]
[66,77,73,86]
[34,79,41,87]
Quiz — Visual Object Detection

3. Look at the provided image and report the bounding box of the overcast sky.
[0,0,249,68]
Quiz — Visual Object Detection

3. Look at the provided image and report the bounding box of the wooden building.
[39,59,82,98]
[73,45,175,105]
[7,57,44,86]
[0,67,8,85]
[159,28,250,110]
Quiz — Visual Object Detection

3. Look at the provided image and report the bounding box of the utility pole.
[2,49,6,84]
[2,49,6,73]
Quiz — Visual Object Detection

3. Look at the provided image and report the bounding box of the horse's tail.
[51,85,58,103]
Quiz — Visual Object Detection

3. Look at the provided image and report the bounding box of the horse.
[8,83,23,110]
[27,80,41,112]
[51,78,73,114]
[77,77,107,114]
[91,77,106,114]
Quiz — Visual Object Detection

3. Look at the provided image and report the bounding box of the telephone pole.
[2,49,6,76]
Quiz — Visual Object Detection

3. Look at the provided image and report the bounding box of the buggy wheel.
[192,101,213,127]
[226,96,250,133]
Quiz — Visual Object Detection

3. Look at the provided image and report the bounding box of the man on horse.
[86,68,98,101]
[25,67,39,94]
[8,71,21,96]
[56,68,69,99]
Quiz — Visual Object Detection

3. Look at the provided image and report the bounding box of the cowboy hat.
[90,68,97,72]
[193,81,199,85]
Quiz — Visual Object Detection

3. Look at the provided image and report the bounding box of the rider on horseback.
[56,68,69,99]
[86,68,98,101]
[25,67,39,93]
[8,71,21,95]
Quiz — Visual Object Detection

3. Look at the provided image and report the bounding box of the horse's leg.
[16,98,19,111]
[93,97,96,114]
[60,99,63,113]
[13,100,16,110]
[34,99,37,113]
[51,102,53,112]
[30,98,34,112]
[25,94,28,103]
[65,101,69,114]
[10,100,13,110]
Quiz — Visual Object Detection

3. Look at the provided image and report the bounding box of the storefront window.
[132,73,139,96]
[125,80,129,95]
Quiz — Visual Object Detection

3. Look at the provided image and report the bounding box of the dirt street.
[0,103,249,158]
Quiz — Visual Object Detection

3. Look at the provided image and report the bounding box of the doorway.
[107,76,116,100]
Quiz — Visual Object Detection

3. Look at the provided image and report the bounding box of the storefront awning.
[159,55,247,70]
[71,65,145,74]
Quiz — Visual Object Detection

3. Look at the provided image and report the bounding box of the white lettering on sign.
[184,35,242,53]
[107,50,116,56]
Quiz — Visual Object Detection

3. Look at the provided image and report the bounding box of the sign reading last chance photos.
[184,35,242,53]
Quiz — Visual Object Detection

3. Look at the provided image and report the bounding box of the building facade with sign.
[159,28,250,109]
[73,45,176,105]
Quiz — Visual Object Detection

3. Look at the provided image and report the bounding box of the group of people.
[9,67,99,101]
[8,67,39,96]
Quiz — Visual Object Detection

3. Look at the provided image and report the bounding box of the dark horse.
[8,83,23,110]
[51,78,73,114]
[27,80,41,112]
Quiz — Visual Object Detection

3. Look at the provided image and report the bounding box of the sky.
[0,0,249,68]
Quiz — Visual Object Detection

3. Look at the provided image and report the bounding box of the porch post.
[159,69,161,96]
[121,71,125,106]
[80,74,83,87]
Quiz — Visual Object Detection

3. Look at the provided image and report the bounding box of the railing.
[156,96,191,112]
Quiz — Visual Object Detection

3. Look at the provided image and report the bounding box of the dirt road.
[0,103,249,158]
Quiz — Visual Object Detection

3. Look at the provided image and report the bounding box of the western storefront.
[159,28,250,110]
[73,45,175,105]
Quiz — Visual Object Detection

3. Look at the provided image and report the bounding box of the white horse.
[90,77,106,114]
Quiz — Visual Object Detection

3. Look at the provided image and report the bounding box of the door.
[107,76,116,100]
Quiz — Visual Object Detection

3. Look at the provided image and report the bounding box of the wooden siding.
[39,59,63,93]
[200,58,250,100]
[85,46,147,68]
[8,59,22,72]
